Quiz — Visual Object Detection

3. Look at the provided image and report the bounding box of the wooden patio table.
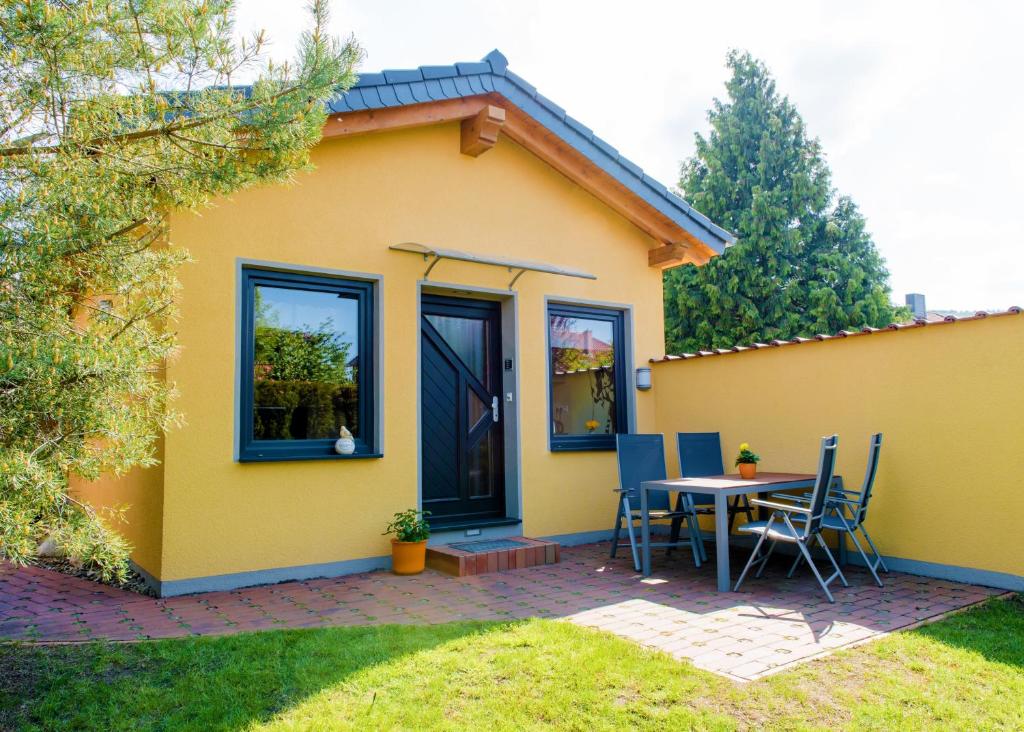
[639,472,844,592]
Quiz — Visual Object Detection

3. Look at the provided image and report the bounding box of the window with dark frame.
[238,268,376,461]
[548,303,628,451]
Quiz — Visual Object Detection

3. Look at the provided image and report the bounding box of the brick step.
[426,536,560,577]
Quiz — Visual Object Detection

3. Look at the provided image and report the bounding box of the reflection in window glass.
[549,313,617,437]
[467,430,497,498]
[252,286,360,441]
[424,314,489,388]
[467,387,489,432]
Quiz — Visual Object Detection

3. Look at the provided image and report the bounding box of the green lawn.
[2,596,1022,731]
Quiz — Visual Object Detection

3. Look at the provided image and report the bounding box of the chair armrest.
[772,491,811,503]
[796,487,859,500]
[826,496,861,508]
[750,498,812,515]
[779,491,859,505]
[831,487,862,498]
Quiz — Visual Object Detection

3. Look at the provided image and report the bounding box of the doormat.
[448,538,529,553]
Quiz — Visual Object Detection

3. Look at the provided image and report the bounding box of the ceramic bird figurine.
[334,426,355,455]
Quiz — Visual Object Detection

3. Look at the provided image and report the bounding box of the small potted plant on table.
[735,442,760,479]
[384,509,431,575]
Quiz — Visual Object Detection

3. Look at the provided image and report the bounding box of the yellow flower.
[585,419,600,432]
[739,442,750,452]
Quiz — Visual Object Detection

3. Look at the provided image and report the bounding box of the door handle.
[491,395,499,422]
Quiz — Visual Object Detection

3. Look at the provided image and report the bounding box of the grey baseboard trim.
[540,526,673,547]
[138,534,1021,598]
[154,555,391,597]
[543,529,1022,592]
[845,553,1024,592]
[134,527,665,597]
[744,540,1022,592]
[541,529,615,546]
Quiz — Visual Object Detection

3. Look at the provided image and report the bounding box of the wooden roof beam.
[321,96,493,139]
[460,104,506,157]
[648,242,712,269]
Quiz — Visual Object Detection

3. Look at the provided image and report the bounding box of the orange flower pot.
[738,462,757,479]
[391,539,428,575]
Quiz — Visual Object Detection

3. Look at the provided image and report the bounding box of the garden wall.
[651,309,1024,590]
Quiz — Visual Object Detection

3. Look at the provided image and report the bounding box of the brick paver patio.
[0,542,1004,682]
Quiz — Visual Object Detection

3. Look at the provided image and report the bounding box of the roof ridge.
[650,306,1023,363]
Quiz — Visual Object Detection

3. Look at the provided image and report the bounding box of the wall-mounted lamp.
[635,366,652,391]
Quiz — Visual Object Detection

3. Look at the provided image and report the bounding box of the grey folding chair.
[784,433,889,586]
[733,435,848,602]
[676,433,755,551]
[610,434,705,571]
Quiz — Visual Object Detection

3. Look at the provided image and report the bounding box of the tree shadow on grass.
[911,593,1024,669]
[1,620,517,731]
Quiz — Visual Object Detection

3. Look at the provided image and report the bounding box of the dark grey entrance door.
[420,295,505,524]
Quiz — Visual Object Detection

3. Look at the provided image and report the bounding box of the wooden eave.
[320,94,715,268]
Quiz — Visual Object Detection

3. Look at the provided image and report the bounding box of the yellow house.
[80,50,734,596]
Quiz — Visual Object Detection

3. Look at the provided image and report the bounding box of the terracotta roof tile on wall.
[650,307,1023,363]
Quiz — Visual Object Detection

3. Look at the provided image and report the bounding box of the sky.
[257,285,359,359]
[234,0,1023,312]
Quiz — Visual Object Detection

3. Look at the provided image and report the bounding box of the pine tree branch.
[0,84,309,158]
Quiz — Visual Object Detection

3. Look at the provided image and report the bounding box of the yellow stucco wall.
[652,314,1024,578]
[72,437,165,578]
[155,121,665,581]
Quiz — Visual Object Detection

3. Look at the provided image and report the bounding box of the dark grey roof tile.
[590,136,618,157]
[327,95,352,113]
[439,77,459,97]
[642,174,668,194]
[564,115,593,138]
[456,61,490,75]
[619,157,643,177]
[503,70,537,97]
[359,86,383,108]
[354,72,386,87]
[534,93,566,119]
[344,87,367,110]
[392,84,415,105]
[420,65,458,80]
[376,84,400,107]
[483,49,508,74]
[423,79,445,101]
[383,68,423,84]
[408,81,431,103]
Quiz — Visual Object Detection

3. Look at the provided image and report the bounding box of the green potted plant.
[735,442,761,479]
[383,509,431,575]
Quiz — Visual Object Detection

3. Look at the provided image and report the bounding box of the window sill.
[550,445,616,453]
[550,435,617,453]
[238,452,384,463]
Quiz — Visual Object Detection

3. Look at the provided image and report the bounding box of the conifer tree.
[0,0,360,580]
[665,51,902,353]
